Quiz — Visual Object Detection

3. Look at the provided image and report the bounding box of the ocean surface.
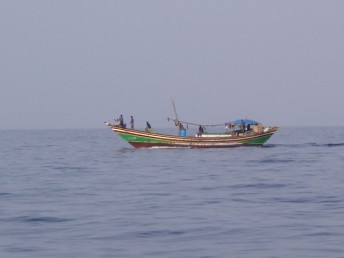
[1,127,344,258]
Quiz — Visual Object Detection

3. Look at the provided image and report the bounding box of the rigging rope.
[167,117,226,127]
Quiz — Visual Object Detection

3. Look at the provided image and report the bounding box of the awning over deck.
[229,119,260,125]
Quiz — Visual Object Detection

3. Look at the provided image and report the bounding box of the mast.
[171,98,180,127]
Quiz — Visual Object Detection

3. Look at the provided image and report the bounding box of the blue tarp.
[230,119,260,125]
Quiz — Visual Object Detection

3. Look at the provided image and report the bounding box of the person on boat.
[119,115,124,128]
[197,125,204,136]
[241,120,245,133]
[145,121,151,132]
[130,116,134,129]
[178,122,186,136]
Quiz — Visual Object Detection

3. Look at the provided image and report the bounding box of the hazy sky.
[1,0,344,129]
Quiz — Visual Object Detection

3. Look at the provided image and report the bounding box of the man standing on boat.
[197,125,204,136]
[145,121,151,132]
[130,116,134,129]
[241,120,245,133]
[119,115,124,128]
[178,122,186,136]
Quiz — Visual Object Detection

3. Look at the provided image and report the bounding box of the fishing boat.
[105,118,278,149]
[106,100,278,148]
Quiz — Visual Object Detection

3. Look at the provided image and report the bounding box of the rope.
[167,117,226,127]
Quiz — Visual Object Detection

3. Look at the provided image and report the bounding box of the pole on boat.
[171,98,179,127]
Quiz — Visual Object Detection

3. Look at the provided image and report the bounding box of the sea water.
[1,127,344,258]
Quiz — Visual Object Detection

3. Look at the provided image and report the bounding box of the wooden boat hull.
[107,125,278,148]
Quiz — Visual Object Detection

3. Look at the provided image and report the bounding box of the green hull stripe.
[118,132,272,145]
[241,135,272,145]
[118,133,168,144]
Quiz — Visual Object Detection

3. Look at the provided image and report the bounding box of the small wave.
[258,158,295,164]
[230,183,287,189]
[271,197,313,203]
[326,143,344,147]
[52,166,88,172]
[304,142,344,148]
[136,229,185,238]
[261,144,279,148]
[301,231,340,237]
[0,192,11,196]
[6,247,37,253]
[266,142,344,148]
[295,142,344,148]
[12,216,72,223]
[117,147,136,152]
[295,143,344,148]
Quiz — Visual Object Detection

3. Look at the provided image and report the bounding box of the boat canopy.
[229,119,260,125]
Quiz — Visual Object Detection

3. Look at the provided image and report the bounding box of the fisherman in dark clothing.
[241,120,245,133]
[130,116,134,129]
[119,115,124,128]
[145,121,151,132]
[197,125,204,136]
